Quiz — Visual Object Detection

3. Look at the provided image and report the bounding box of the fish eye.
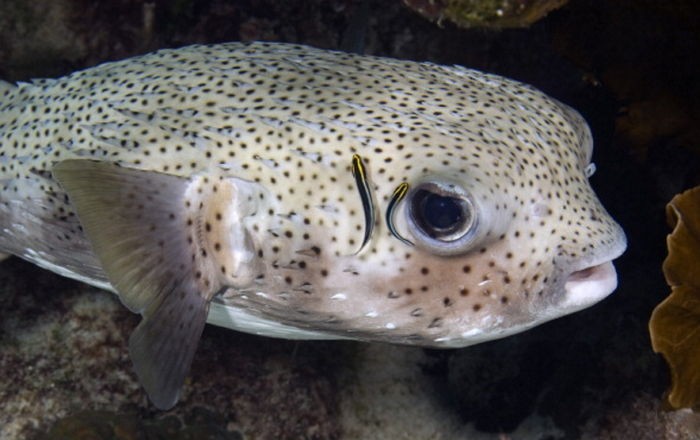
[412,190,471,239]
[406,181,479,255]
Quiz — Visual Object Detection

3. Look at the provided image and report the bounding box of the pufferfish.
[0,42,626,409]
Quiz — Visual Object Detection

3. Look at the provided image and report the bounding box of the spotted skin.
[0,42,626,406]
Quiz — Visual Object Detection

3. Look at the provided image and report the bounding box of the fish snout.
[558,226,627,312]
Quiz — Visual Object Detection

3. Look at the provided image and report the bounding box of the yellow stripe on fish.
[386,182,413,247]
[350,154,375,253]
[0,42,627,409]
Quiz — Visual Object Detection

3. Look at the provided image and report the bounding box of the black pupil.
[421,192,463,230]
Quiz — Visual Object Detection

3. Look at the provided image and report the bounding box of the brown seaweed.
[650,186,700,410]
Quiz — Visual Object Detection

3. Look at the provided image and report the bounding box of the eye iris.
[422,193,463,230]
[410,188,472,241]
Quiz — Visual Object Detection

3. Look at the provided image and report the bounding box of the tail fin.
[0,79,20,256]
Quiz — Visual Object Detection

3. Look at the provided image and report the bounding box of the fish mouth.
[561,260,618,311]
[559,224,627,312]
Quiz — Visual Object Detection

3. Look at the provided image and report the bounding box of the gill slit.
[386,182,414,246]
[351,154,375,254]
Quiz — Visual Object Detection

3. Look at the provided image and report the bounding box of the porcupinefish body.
[0,42,626,409]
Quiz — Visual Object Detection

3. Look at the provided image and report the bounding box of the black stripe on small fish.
[351,154,375,253]
[385,182,414,246]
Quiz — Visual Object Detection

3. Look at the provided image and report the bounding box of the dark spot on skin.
[473,304,482,312]
[428,318,443,328]
[420,267,429,275]
[462,265,471,273]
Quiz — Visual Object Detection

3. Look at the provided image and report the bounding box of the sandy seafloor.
[2,0,700,439]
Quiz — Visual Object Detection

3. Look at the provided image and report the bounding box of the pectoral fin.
[129,277,209,409]
[53,160,223,409]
